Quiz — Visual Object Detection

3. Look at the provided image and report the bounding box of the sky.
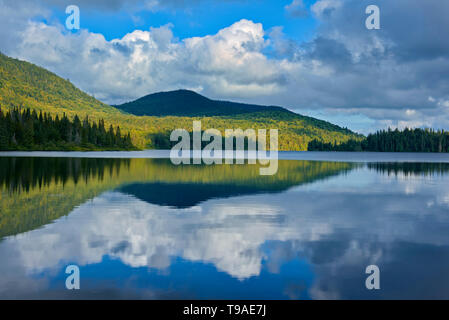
[0,0,448,133]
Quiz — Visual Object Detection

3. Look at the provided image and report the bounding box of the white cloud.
[428,96,449,110]
[285,0,308,18]
[11,19,289,104]
[311,0,341,18]
[439,100,449,108]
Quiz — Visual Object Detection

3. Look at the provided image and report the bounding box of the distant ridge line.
[114,89,296,117]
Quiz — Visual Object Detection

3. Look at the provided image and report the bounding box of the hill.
[0,52,121,117]
[114,89,296,117]
[0,52,362,150]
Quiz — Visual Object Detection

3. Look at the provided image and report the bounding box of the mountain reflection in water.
[1,157,449,299]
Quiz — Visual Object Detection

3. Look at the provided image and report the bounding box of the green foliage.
[0,53,118,116]
[0,107,136,151]
[308,128,449,153]
[0,52,361,150]
[116,89,363,150]
[144,111,363,151]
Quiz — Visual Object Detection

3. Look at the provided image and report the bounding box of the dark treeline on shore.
[149,131,262,150]
[308,128,449,153]
[0,107,136,151]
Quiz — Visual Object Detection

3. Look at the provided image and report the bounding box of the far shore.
[1,150,449,163]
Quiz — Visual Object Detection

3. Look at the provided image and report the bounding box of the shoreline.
[1,150,449,163]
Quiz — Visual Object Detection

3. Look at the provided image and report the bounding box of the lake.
[1,152,449,299]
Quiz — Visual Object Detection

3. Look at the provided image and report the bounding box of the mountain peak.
[115,89,290,117]
[141,89,211,102]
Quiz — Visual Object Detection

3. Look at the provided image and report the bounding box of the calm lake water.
[1,152,449,299]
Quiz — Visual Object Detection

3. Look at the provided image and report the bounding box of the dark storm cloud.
[306,36,353,70]
[312,0,449,65]
[261,0,449,129]
[381,0,449,62]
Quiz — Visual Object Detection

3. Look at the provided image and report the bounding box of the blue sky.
[48,1,318,42]
[1,0,449,133]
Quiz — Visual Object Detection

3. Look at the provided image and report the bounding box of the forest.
[0,107,135,151]
[308,128,449,153]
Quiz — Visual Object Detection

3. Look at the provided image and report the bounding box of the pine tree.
[0,106,9,150]
[23,117,34,148]
[0,107,134,150]
[106,125,114,146]
[115,126,122,147]
[81,116,89,146]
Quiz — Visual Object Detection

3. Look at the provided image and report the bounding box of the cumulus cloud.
[0,0,50,53]
[285,0,308,18]
[11,17,288,104]
[310,0,341,18]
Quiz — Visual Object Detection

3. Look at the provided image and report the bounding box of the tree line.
[308,128,449,152]
[0,107,135,151]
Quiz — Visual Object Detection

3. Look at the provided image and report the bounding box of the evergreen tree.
[308,127,449,153]
[0,107,135,151]
[0,107,9,150]
[23,117,34,148]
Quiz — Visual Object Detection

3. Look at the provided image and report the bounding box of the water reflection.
[1,158,449,299]
[368,162,449,176]
[0,158,354,237]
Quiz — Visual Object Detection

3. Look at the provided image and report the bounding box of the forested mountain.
[114,89,356,134]
[115,89,296,117]
[0,52,361,150]
[308,128,449,153]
